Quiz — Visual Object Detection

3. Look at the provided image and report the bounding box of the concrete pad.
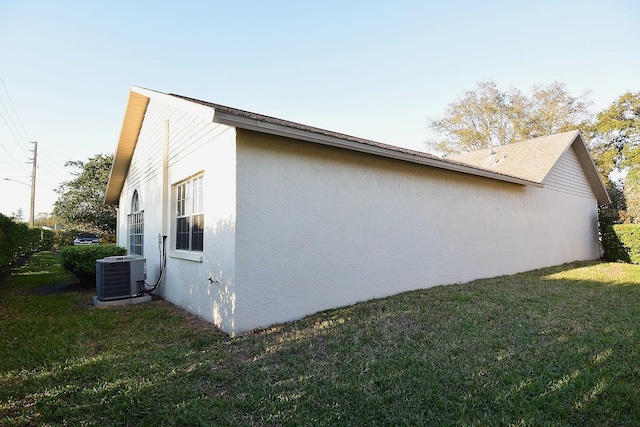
[93,294,152,307]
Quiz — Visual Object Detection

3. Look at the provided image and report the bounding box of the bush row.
[602,224,640,264]
[52,229,82,248]
[59,245,127,283]
[0,214,55,277]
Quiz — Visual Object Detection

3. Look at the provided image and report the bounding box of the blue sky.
[0,0,638,217]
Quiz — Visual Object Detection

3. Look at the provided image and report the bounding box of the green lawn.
[1,252,639,426]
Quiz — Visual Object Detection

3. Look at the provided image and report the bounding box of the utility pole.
[29,141,37,227]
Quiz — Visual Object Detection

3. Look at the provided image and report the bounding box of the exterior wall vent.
[96,256,146,301]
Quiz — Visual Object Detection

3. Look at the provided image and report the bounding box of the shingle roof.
[106,87,610,205]
[449,131,579,183]
[169,93,442,161]
[449,131,610,203]
[168,93,545,186]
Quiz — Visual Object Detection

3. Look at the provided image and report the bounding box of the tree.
[11,208,24,222]
[33,212,58,228]
[625,169,640,223]
[53,154,116,235]
[589,92,640,222]
[427,81,593,154]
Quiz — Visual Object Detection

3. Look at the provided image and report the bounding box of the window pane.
[185,181,192,215]
[131,191,139,212]
[176,217,189,250]
[193,176,203,213]
[128,211,144,256]
[177,183,185,216]
[192,214,204,251]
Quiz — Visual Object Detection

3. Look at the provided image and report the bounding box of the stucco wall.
[117,93,237,333]
[233,129,599,334]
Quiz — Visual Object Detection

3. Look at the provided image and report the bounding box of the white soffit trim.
[213,112,542,188]
[105,91,150,205]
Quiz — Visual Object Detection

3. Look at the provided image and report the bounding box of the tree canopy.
[11,208,25,222]
[427,81,593,155]
[589,92,640,222]
[426,82,640,223]
[53,154,116,235]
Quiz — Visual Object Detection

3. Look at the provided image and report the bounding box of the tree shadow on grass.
[3,260,640,426]
[33,280,94,296]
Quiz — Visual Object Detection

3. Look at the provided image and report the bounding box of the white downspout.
[115,206,119,247]
[150,119,170,292]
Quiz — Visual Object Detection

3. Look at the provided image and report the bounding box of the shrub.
[0,214,54,278]
[27,227,42,253]
[39,229,55,252]
[59,245,127,283]
[602,224,640,264]
[52,229,78,249]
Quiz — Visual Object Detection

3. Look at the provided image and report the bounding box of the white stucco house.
[105,86,610,336]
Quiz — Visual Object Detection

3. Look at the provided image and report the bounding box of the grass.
[1,253,640,426]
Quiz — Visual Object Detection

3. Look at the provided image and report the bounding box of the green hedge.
[602,224,640,264]
[0,214,54,277]
[52,229,80,249]
[59,245,127,283]
[40,228,55,252]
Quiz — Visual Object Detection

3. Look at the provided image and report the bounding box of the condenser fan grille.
[96,256,146,301]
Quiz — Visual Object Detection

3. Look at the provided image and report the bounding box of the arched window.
[131,190,140,212]
[128,190,144,256]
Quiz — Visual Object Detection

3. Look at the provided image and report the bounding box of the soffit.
[105,91,150,205]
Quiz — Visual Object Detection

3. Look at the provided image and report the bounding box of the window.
[175,175,204,251]
[128,190,144,256]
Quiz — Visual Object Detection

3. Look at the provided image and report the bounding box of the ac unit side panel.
[130,258,146,295]
[130,258,146,281]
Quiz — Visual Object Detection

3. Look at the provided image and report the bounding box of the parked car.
[73,233,100,245]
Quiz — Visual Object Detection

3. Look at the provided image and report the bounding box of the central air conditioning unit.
[96,256,146,301]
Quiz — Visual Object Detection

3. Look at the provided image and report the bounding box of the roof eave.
[213,111,542,188]
[105,91,150,205]
[570,133,611,205]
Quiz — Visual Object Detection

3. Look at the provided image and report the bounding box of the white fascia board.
[214,112,542,188]
[571,134,612,205]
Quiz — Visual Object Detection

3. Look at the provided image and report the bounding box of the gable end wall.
[117,96,238,333]
[542,145,594,199]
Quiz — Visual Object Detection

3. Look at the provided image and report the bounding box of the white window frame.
[128,190,144,256]
[172,174,204,259]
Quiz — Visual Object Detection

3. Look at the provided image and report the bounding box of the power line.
[0,76,67,182]
[35,141,75,183]
[0,76,31,146]
[0,76,76,189]
[0,107,29,157]
[0,76,30,175]
[0,142,29,174]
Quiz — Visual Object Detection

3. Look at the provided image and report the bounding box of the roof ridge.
[488,129,581,150]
